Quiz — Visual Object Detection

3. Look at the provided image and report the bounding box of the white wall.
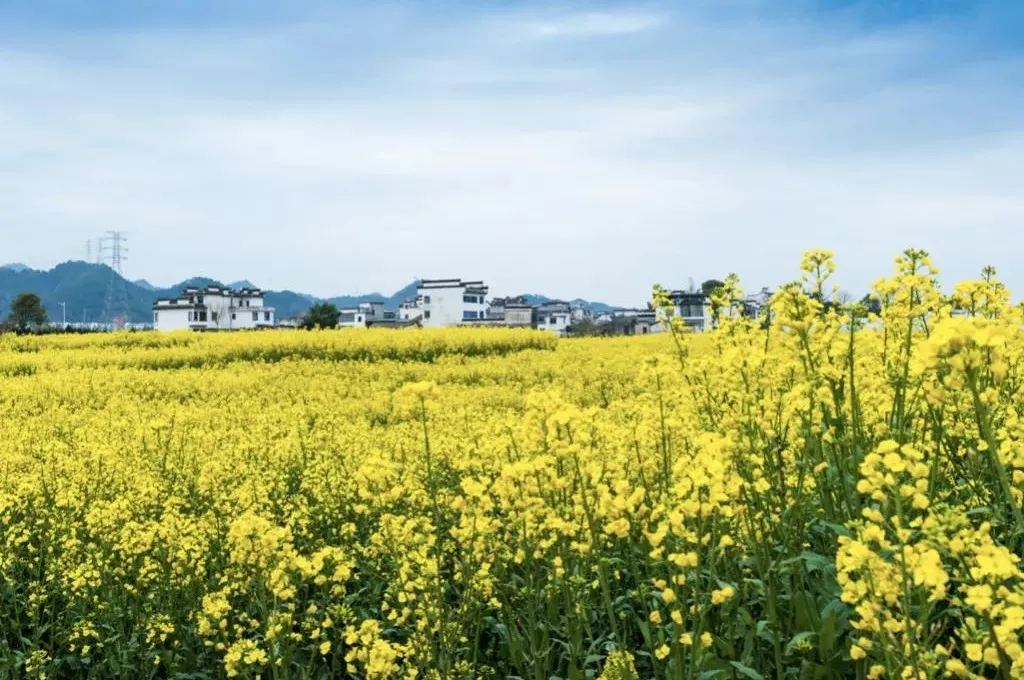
[339,309,367,328]
[418,286,489,327]
[537,312,570,335]
[154,292,274,332]
[154,307,192,332]
[418,286,484,326]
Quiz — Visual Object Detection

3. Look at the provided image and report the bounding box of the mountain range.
[0,262,614,324]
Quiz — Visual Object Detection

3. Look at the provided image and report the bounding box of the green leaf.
[819,608,838,659]
[799,551,832,573]
[697,671,726,680]
[785,631,816,656]
[756,620,775,645]
[729,661,765,680]
[793,591,820,632]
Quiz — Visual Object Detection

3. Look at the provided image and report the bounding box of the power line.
[100,231,130,328]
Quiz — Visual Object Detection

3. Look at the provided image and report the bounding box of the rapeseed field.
[1,249,1022,680]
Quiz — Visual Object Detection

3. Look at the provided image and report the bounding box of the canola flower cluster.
[1,250,1023,680]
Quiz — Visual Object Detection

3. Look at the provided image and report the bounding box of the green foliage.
[6,292,47,332]
[301,302,342,329]
[701,279,725,296]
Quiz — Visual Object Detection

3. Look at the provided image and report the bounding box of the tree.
[302,302,341,329]
[7,293,47,332]
[701,279,725,296]
[566,318,608,337]
[860,294,881,315]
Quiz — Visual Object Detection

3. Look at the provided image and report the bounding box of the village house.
[743,287,774,320]
[338,300,387,328]
[484,296,535,327]
[398,297,420,321]
[667,290,713,332]
[414,279,489,327]
[152,286,275,332]
[536,300,572,335]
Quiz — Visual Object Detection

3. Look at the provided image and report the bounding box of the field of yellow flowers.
[1,249,1023,680]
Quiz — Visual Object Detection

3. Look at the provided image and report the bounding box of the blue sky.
[1,0,1022,304]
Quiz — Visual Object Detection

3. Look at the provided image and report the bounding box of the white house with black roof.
[152,286,276,332]
[414,279,489,327]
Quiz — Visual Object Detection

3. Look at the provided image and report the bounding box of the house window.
[252,312,259,322]
[424,310,431,320]
[231,313,236,320]
[154,312,159,323]
[549,317,556,324]
[463,295,479,304]
[265,312,271,322]
[463,310,478,320]
[212,312,219,322]
[423,295,431,304]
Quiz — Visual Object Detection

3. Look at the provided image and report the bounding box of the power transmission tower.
[100,231,130,329]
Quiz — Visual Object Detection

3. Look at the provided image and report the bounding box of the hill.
[521,294,617,314]
[0,262,617,324]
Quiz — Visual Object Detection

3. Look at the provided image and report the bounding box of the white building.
[416,279,489,327]
[536,301,572,335]
[399,297,420,321]
[667,291,713,332]
[152,286,275,332]
[339,300,387,328]
[743,287,774,321]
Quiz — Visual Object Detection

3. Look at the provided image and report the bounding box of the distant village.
[151,278,775,335]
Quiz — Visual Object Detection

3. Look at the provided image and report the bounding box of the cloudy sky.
[1,0,1022,305]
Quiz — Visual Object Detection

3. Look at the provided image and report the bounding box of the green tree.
[860,293,881,315]
[301,302,341,329]
[6,292,47,332]
[701,279,725,296]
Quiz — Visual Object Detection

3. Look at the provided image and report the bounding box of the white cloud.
[525,11,664,39]
[0,3,1022,305]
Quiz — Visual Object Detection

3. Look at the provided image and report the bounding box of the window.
[549,316,556,325]
[357,315,364,323]
[154,312,159,323]
[463,295,479,304]
[424,310,431,320]
[187,312,192,322]
[265,312,271,322]
[423,295,431,304]
[252,312,258,322]
[212,312,219,322]
[340,313,356,323]
[231,313,236,320]
[463,310,478,320]
[197,295,204,304]
[197,311,207,322]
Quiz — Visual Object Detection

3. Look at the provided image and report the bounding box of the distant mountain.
[228,280,256,290]
[0,263,31,273]
[0,262,618,324]
[521,294,617,314]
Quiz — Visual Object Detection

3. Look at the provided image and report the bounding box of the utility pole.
[100,231,130,329]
